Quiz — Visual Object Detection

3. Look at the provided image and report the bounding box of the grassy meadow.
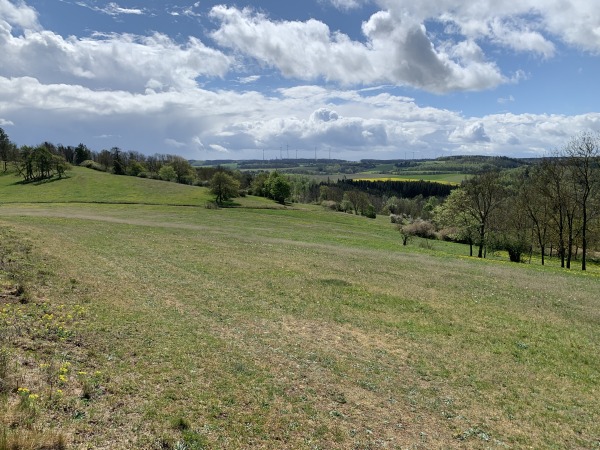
[0,168,599,449]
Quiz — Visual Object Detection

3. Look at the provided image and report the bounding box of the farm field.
[0,169,599,449]
[351,173,467,185]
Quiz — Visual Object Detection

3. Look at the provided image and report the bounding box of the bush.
[398,219,436,246]
[79,160,105,172]
[363,205,377,219]
[321,200,338,211]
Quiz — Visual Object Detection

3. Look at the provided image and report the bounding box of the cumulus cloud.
[0,0,39,30]
[0,118,14,126]
[0,20,232,91]
[2,73,599,159]
[210,6,505,93]
[310,108,339,122]
[450,122,491,143]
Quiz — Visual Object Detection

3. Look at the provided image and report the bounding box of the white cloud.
[209,144,229,153]
[2,74,599,159]
[0,118,14,126]
[74,1,145,17]
[449,121,491,143]
[0,22,232,91]
[238,75,261,84]
[498,95,515,104]
[210,6,505,93]
[100,2,144,16]
[0,0,39,30]
[326,0,363,11]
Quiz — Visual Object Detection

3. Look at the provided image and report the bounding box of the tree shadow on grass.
[13,175,72,186]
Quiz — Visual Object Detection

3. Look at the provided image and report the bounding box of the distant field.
[351,173,467,185]
[0,169,598,449]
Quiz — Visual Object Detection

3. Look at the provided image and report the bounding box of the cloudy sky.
[1,0,600,160]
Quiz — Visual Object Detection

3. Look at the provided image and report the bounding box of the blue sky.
[1,0,599,160]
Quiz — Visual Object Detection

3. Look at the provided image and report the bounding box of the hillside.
[0,168,598,449]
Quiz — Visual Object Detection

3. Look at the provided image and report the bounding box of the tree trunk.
[478,224,485,258]
[582,206,587,271]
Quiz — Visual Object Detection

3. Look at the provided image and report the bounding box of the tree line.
[430,133,600,270]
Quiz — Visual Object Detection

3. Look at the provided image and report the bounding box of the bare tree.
[563,133,600,270]
[462,171,506,258]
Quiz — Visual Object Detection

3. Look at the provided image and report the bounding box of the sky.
[1,0,600,161]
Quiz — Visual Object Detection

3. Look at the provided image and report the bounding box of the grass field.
[0,168,599,449]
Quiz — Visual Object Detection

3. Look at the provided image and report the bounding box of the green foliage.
[209,171,240,204]
[0,127,16,172]
[264,171,291,204]
[79,160,106,171]
[14,145,70,182]
[159,165,177,182]
[111,147,126,175]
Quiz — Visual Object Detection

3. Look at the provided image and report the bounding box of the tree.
[344,190,370,215]
[462,171,506,258]
[74,143,92,165]
[111,147,126,175]
[14,145,69,181]
[0,128,16,172]
[518,167,552,265]
[210,172,240,205]
[169,156,194,184]
[265,171,291,204]
[433,189,479,256]
[158,165,177,182]
[563,133,600,270]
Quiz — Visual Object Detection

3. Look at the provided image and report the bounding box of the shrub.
[79,160,105,172]
[363,205,377,219]
[321,200,338,211]
[402,219,436,239]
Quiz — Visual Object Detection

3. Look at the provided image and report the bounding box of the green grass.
[0,169,599,449]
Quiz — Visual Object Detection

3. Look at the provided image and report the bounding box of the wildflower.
[28,394,39,401]
[77,371,87,376]
[58,374,67,383]
[17,387,30,395]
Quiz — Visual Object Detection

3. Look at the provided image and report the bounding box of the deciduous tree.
[210,172,240,205]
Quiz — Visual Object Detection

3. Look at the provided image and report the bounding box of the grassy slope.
[0,169,599,449]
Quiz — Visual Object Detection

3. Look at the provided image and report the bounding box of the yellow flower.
[77,371,87,376]
[17,387,30,395]
[58,374,67,382]
[28,394,39,401]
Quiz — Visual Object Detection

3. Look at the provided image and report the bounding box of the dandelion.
[17,387,30,395]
